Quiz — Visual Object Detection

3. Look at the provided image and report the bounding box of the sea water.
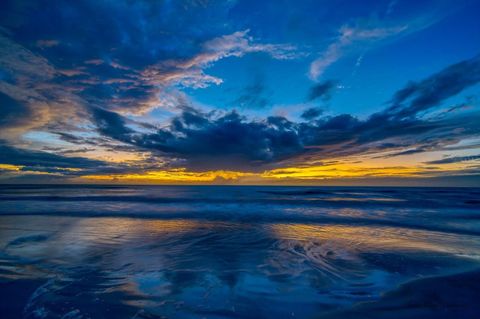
[1,185,479,318]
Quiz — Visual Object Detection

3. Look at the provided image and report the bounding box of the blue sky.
[0,0,479,185]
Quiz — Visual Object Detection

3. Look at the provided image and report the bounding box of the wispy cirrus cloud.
[309,23,407,80]
[178,29,300,69]
[144,30,300,83]
[139,30,301,113]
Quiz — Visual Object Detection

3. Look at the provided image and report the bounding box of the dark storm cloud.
[386,54,480,119]
[307,80,336,101]
[425,154,480,165]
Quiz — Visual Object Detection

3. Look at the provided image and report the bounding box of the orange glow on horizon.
[0,164,23,171]
[77,159,477,184]
[261,163,425,179]
[82,168,255,183]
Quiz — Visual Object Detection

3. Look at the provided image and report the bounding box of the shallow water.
[1,185,479,318]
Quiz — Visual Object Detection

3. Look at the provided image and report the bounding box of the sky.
[0,0,480,186]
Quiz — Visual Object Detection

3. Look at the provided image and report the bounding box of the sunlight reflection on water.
[1,215,480,318]
[1,186,480,318]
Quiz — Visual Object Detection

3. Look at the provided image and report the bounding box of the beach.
[1,185,479,318]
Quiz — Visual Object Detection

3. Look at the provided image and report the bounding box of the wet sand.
[1,185,479,318]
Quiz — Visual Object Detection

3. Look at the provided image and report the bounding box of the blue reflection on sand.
[1,185,480,318]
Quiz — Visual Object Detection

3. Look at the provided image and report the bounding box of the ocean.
[0,185,479,318]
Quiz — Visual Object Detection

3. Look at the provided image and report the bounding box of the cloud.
[0,34,89,140]
[0,33,56,82]
[0,1,478,181]
[0,20,302,157]
[301,107,323,120]
[139,30,300,112]
[386,55,480,118]
[59,148,96,155]
[36,39,59,48]
[307,80,337,101]
[309,24,407,80]
[90,107,304,170]
[0,92,31,129]
[86,55,480,171]
[90,106,135,140]
[0,141,169,181]
[2,2,302,122]
[0,143,106,171]
[200,29,300,62]
[144,30,299,85]
[37,29,300,116]
[376,148,427,158]
[88,104,480,171]
[425,154,480,165]
[230,77,271,109]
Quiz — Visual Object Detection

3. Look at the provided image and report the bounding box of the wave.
[1,208,480,237]
[1,193,479,210]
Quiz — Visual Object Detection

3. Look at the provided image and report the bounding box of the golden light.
[77,154,479,184]
[0,164,24,171]
[82,168,255,183]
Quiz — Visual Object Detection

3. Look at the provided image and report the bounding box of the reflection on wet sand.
[1,214,480,318]
[270,223,480,254]
[1,186,480,318]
